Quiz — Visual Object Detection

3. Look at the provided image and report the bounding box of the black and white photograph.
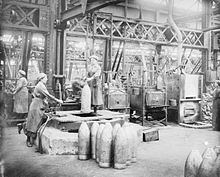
[0,0,220,176]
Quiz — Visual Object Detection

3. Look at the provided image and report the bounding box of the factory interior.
[0,0,220,177]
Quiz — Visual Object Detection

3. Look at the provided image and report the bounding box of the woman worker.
[86,55,103,115]
[25,73,63,147]
[13,70,28,120]
[212,80,220,131]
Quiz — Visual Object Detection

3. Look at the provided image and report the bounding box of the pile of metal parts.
[179,82,216,129]
[201,83,217,123]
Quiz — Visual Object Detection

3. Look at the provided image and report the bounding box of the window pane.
[27,33,45,84]
[65,36,87,83]
[1,31,23,80]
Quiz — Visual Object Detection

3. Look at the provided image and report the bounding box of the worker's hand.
[82,77,87,82]
[86,77,92,82]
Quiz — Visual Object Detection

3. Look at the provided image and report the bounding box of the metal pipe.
[168,0,183,66]
[140,43,147,126]
[203,25,220,32]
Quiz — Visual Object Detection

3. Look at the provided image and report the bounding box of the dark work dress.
[13,77,28,114]
[88,63,103,106]
[25,82,51,138]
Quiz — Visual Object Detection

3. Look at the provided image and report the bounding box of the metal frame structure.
[61,0,125,22]
[0,0,55,124]
[1,0,57,88]
[1,0,49,32]
[65,12,206,49]
[63,11,207,122]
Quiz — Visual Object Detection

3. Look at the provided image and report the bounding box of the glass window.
[65,36,87,84]
[93,39,105,64]
[64,36,105,87]
[1,31,46,86]
[27,33,45,84]
[1,31,23,80]
[120,41,156,87]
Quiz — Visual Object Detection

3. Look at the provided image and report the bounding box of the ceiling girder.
[61,0,125,22]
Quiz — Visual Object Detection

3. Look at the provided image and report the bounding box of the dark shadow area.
[68,129,78,133]
[72,112,101,117]
[5,161,44,177]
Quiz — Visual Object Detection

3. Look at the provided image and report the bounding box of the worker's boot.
[26,136,32,147]
[93,106,97,116]
[17,123,23,134]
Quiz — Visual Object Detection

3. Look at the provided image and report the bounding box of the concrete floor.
[2,124,220,177]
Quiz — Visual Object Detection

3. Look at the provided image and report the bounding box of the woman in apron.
[25,73,63,147]
[87,55,103,114]
[13,70,28,119]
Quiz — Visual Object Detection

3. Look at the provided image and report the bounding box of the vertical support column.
[22,32,32,76]
[92,13,97,54]
[56,29,62,74]
[124,0,128,19]
[168,0,182,66]
[140,44,147,126]
[60,29,65,75]
[85,22,90,72]
[25,32,33,74]
[59,0,66,75]
[103,39,109,83]
[202,0,212,91]
[122,40,125,74]
[55,0,65,75]
[109,14,113,73]
[46,0,59,91]
[63,30,67,77]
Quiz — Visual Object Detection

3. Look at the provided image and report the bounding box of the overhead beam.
[61,0,125,22]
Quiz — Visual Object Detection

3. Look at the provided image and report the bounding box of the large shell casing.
[81,83,92,113]
[91,122,99,159]
[112,123,121,143]
[184,150,202,177]
[122,123,132,166]
[96,124,105,163]
[99,123,113,168]
[197,148,217,177]
[78,122,90,160]
[114,127,127,169]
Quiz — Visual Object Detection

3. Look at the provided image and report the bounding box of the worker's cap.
[37,73,47,81]
[89,55,99,60]
[18,70,26,76]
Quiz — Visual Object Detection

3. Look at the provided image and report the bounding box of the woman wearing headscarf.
[212,80,220,131]
[86,55,103,114]
[13,70,28,119]
[25,73,63,147]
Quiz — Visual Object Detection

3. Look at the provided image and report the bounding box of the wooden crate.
[143,128,159,142]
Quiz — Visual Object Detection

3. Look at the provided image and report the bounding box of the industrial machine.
[130,86,168,125]
[104,72,130,112]
[166,73,203,124]
[105,87,129,111]
[53,74,81,111]
[128,46,168,125]
[178,74,203,123]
